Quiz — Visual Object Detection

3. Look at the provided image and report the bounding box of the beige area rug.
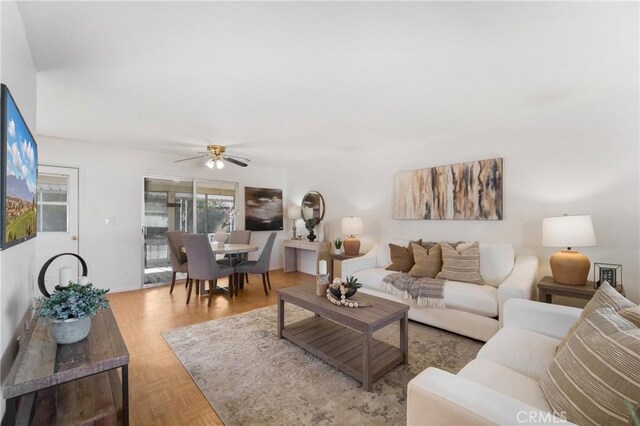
[162,304,483,425]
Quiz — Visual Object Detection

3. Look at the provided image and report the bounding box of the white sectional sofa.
[341,239,539,341]
[407,298,580,425]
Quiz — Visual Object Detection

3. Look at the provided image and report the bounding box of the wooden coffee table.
[277,284,409,391]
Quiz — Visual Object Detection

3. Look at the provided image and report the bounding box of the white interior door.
[35,165,79,292]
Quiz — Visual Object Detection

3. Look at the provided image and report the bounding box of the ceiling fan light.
[216,159,225,169]
[205,159,214,169]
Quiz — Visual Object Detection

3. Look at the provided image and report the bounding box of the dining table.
[182,242,259,296]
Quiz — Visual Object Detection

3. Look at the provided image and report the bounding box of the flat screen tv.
[1,84,38,249]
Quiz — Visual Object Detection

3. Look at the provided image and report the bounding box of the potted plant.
[36,282,110,344]
[333,238,343,254]
[305,218,319,242]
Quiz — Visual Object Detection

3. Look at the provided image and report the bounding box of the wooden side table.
[537,276,598,303]
[330,253,364,281]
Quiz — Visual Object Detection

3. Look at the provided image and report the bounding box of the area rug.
[162,305,483,425]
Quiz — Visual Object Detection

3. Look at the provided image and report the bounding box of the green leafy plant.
[305,218,319,231]
[333,238,343,249]
[345,276,362,291]
[36,283,110,320]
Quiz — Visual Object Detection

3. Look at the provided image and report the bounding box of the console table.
[283,240,330,275]
[3,308,129,425]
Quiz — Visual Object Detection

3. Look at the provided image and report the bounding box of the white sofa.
[341,239,539,341]
[407,298,580,425]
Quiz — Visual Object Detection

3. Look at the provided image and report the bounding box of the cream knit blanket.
[382,273,446,308]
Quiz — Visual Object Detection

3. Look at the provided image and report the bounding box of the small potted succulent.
[330,276,362,299]
[305,218,319,242]
[333,238,343,254]
[36,282,110,344]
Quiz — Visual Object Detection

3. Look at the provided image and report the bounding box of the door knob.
[71,235,78,241]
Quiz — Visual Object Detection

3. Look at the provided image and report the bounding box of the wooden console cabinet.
[283,240,330,275]
[2,308,130,425]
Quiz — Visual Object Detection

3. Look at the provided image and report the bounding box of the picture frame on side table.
[594,263,622,292]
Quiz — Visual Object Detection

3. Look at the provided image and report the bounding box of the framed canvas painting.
[244,187,283,231]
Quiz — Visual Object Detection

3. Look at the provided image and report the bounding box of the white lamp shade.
[287,206,302,219]
[543,215,596,248]
[341,216,364,236]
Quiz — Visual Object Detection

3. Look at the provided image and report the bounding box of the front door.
[35,165,79,292]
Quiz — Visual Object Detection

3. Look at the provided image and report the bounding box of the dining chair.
[225,230,252,284]
[234,232,276,295]
[166,231,189,294]
[183,233,235,306]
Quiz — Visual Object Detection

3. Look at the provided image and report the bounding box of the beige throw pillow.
[409,243,442,278]
[436,241,483,285]
[557,281,636,352]
[540,306,640,426]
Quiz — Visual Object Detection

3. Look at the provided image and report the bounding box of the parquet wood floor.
[107,269,315,425]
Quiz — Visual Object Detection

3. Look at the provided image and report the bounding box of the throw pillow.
[540,306,640,426]
[385,240,422,272]
[436,241,484,285]
[409,243,443,278]
[557,281,636,352]
[620,307,640,327]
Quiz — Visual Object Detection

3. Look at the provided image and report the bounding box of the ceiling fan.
[174,145,251,169]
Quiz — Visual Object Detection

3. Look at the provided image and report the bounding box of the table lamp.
[342,216,363,256]
[543,214,596,286]
[287,206,302,240]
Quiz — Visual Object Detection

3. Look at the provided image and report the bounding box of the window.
[37,174,69,232]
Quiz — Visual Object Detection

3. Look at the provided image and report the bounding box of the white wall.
[287,84,639,303]
[0,0,37,419]
[37,137,288,293]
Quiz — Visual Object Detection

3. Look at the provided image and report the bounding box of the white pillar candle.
[318,260,327,275]
[78,276,89,285]
[59,267,73,287]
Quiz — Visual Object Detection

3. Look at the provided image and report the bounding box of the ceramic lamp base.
[550,250,590,286]
[343,237,360,256]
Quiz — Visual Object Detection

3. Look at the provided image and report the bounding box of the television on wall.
[1,84,38,249]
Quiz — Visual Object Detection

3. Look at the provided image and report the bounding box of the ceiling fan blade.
[223,154,251,162]
[223,157,248,167]
[174,154,209,163]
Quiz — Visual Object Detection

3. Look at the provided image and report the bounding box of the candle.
[59,267,73,287]
[303,207,314,220]
[319,260,327,275]
[78,276,89,285]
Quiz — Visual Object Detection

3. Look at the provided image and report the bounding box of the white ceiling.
[17,1,637,167]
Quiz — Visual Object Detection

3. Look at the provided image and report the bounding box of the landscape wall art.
[244,187,283,231]
[2,85,38,249]
[394,158,503,220]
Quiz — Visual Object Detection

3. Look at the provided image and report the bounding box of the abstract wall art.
[244,187,283,231]
[394,158,503,220]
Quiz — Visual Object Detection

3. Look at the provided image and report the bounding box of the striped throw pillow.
[435,241,483,285]
[558,281,636,352]
[540,306,640,426]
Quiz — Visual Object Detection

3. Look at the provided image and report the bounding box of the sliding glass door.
[142,177,237,287]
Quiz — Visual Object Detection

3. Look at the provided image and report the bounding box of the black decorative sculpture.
[38,253,88,298]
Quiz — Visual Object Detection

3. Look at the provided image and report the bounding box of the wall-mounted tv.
[1,84,38,249]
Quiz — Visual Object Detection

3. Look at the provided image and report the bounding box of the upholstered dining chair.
[224,230,252,284]
[183,233,235,306]
[234,232,276,295]
[166,230,189,294]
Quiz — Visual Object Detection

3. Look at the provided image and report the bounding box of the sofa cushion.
[386,241,419,272]
[437,242,484,285]
[557,281,636,352]
[444,281,498,317]
[477,327,560,381]
[540,306,640,426]
[479,243,515,287]
[353,268,394,291]
[458,359,552,413]
[409,243,442,278]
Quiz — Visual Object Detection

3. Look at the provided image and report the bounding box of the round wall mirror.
[301,191,325,221]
